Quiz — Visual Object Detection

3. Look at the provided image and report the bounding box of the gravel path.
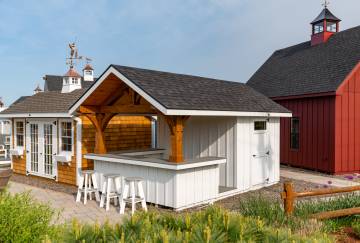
[215,177,323,211]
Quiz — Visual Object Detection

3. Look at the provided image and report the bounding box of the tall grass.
[238,194,360,233]
[58,207,331,242]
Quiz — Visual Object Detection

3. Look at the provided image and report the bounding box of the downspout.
[74,117,82,186]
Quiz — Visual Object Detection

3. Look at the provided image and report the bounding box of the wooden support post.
[165,116,189,163]
[283,181,295,215]
[85,113,116,154]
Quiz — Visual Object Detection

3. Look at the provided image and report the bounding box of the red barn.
[247,6,360,174]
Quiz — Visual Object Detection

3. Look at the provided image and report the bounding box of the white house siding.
[94,160,221,210]
[158,116,281,193]
[235,117,280,191]
[158,116,237,189]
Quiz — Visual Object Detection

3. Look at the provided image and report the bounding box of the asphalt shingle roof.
[1,90,86,114]
[247,26,360,98]
[44,75,95,92]
[112,65,289,113]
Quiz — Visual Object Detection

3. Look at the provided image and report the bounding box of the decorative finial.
[322,0,330,8]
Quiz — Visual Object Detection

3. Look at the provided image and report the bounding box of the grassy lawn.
[1,188,360,242]
[238,193,360,241]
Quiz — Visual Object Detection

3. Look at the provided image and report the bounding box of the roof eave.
[0,113,72,118]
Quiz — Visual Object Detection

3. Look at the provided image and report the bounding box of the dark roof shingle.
[1,90,86,114]
[112,65,289,113]
[44,75,95,92]
[247,26,360,98]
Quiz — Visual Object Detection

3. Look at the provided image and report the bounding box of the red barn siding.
[335,65,360,174]
[278,96,336,173]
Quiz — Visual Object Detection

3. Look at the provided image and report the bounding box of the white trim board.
[69,66,292,118]
[85,154,226,171]
[0,113,71,118]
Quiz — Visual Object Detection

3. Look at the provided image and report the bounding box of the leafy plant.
[352,220,360,239]
[58,206,332,242]
[0,191,59,242]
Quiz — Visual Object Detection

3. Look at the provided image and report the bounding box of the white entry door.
[26,121,57,179]
[251,120,270,186]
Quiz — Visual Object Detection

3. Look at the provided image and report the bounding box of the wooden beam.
[165,116,189,163]
[311,207,360,220]
[80,104,157,114]
[85,114,107,154]
[80,106,99,114]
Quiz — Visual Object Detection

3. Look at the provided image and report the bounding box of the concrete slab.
[281,168,360,187]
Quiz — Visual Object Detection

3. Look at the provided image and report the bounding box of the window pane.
[61,122,72,152]
[327,22,337,32]
[290,118,300,149]
[254,121,267,131]
[16,121,24,146]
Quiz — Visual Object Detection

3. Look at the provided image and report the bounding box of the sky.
[0,0,359,105]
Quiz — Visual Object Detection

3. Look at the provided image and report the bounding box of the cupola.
[311,2,341,46]
[61,67,82,93]
[33,84,43,95]
[83,64,94,81]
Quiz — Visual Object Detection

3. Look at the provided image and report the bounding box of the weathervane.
[66,42,92,68]
[322,0,330,8]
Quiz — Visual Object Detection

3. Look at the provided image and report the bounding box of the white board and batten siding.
[158,116,281,193]
[94,160,222,210]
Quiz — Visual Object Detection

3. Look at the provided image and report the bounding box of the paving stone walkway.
[8,181,126,225]
[281,167,360,187]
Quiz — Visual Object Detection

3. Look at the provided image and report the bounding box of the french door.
[26,121,57,179]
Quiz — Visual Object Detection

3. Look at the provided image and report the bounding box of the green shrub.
[0,191,59,242]
[352,220,360,238]
[58,207,332,242]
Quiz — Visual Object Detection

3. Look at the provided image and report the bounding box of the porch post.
[165,116,189,163]
[85,113,116,154]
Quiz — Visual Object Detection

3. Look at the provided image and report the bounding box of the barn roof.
[247,26,360,98]
[70,65,290,116]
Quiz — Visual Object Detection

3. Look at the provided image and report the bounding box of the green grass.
[352,220,360,238]
[0,190,332,242]
[57,207,331,242]
[238,193,360,234]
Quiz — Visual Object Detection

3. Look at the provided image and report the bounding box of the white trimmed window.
[15,121,24,147]
[60,121,73,152]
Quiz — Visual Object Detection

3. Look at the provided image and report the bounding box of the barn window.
[290,118,300,150]
[254,121,267,131]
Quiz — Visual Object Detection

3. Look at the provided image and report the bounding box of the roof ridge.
[111,64,248,86]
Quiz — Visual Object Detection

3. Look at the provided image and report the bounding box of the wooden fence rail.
[281,181,360,219]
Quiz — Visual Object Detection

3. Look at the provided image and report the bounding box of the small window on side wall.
[15,121,24,147]
[290,118,300,150]
[61,122,72,152]
[254,121,267,131]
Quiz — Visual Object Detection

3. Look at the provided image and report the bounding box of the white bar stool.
[119,177,147,215]
[76,170,100,204]
[99,174,121,211]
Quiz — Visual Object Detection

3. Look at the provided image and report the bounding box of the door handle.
[252,154,256,157]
